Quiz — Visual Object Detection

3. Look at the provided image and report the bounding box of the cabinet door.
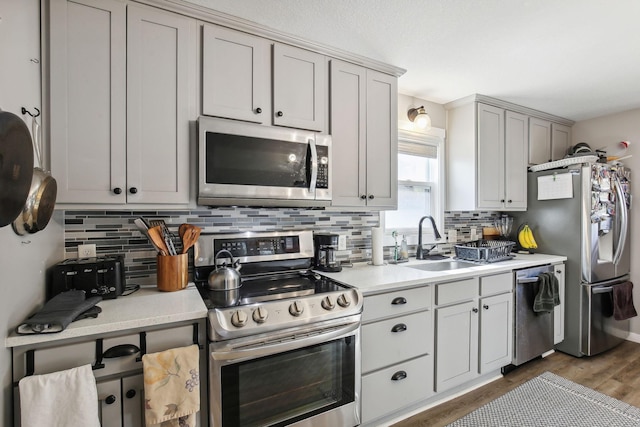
[97,379,122,427]
[329,59,366,207]
[273,43,326,131]
[365,70,398,209]
[49,0,126,203]
[529,117,551,164]
[122,374,145,427]
[504,110,528,210]
[476,103,505,210]
[554,263,566,344]
[435,301,478,392]
[551,123,572,161]
[479,292,513,373]
[202,24,270,123]
[127,4,194,204]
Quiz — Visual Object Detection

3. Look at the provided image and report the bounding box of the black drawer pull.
[105,395,117,405]
[391,297,407,305]
[391,323,407,333]
[126,389,137,399]
[103,344,141,359]
[391,371,407,381]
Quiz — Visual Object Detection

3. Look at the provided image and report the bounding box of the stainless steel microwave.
[198,117,331,207]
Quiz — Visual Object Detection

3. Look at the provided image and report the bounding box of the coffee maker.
[313,233,342,272]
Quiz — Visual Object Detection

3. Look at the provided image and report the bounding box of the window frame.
[382,128,446,247]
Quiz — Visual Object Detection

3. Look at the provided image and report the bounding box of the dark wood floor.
[392,340,640,427]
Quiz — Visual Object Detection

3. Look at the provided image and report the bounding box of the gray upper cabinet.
[330,59,398,209]
[202,25,327,132]
[529,118,573,164]
[49,0,194,204]
[202,24,270,124]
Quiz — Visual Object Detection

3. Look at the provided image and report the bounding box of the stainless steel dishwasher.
[512,264,555,366]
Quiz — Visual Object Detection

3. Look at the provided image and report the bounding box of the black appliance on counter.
[313,232,342,272]
[49,255,125,299]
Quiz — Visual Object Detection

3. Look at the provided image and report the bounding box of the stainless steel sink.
[407,260,478,272]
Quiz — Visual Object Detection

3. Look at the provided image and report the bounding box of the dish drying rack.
[454,240,515,263]
[528,155,598,172]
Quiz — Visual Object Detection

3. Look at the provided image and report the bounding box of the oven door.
[209,317,360,427]
[198,116,331,207]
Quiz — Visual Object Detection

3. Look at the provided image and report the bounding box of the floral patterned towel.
[142,344,200,427]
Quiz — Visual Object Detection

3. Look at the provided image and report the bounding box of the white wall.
[572,108,640,337]
[0,1,65,424]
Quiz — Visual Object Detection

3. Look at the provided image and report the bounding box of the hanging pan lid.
[0,111,34,228]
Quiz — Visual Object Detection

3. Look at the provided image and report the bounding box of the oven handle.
[211,320,359,362]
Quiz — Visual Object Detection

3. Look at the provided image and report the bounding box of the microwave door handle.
[612,175,628,265]
[308,137,318,193]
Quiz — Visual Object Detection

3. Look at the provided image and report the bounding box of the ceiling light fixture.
[407,106,432,130]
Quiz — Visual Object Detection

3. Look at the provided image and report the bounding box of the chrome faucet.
[416,215,442,260]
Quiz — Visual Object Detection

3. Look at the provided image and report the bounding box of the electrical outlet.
[470,227,477,241]
[78,244,97,258]
[448,229,458,244]
[338,235,347,251]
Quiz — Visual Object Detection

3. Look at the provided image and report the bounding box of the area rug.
[448,371,640,426]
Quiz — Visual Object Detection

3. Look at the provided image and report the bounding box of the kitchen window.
[383,129,444,245]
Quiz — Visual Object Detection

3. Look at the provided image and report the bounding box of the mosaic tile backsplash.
[63,208,499,286]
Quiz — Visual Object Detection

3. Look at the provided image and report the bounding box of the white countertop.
[5,283,208,348]
[320,253,567,295]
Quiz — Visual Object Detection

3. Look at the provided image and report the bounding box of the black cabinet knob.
[113,187,122,195]
[255,107,262,114]
[360,195,367,200]
[500,199,505,203]
[276,111,283,117]
[368,194,374,199]
[483,304,489,310]
[508,199,513,203]
[472,307,479,313]
[126,389,136,399]
[129,187,138,194]
[105,395,117,405]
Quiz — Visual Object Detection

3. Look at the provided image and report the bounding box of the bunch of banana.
[517,224,538,250]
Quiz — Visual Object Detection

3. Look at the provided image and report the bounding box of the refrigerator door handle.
[612,175,628,265]
[592,286,613,294]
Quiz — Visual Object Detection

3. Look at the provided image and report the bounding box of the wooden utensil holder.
[156,253,188,292]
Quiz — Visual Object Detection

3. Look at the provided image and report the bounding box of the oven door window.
[220,335,356,427]
[205,132,311,188]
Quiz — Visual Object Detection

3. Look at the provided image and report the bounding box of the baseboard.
[626,333,640,344]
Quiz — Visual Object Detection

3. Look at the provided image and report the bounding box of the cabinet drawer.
[435,277,478,306]
[480,272,513,296]
[363,286,431,322]
[362,355,433,424]
[362,311,431,373]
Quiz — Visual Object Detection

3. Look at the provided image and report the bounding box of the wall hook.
[21,107,40,118]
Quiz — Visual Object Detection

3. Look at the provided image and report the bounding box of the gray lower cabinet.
[361,286,433,425]
[12,320,206,427]
[435,273,513,392]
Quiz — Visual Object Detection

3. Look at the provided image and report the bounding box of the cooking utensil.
[149,219,177,255]
[148,226,170,256]
[12,112,57,235]
[134,217,166,253]
[494,215,513,239]
[0,111,34,227]
[180,224,201,254]
[208,249,242,307]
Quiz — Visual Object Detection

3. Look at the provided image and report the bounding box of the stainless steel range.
[193,230,362,427]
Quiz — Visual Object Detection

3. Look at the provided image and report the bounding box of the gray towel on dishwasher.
[533,272,560,313]
[16,290,102,334]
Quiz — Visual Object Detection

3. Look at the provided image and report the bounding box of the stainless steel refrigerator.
[511,162,631,357]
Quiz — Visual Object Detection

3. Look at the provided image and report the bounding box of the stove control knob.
[289,301,304,317]
[321,296,335,311]
[231,310,249,327]
[252,306,269,323]
[337,294,351,308]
